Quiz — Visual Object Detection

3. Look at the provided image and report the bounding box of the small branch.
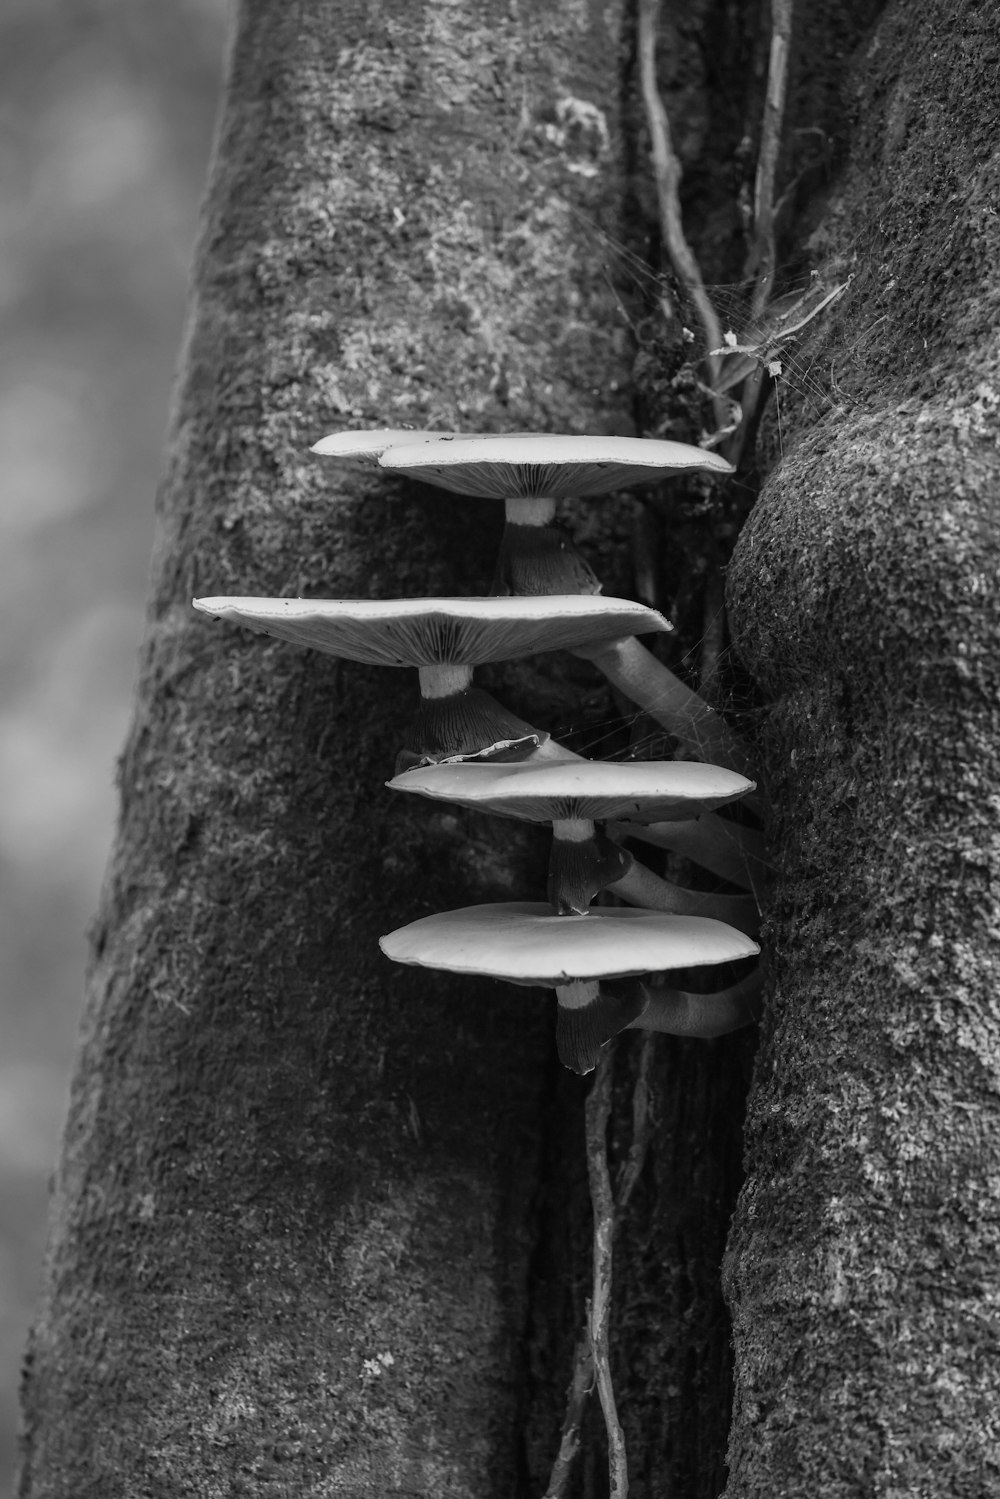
[615,1032,656,1213]
[542,1338,595,1499]
[699,559,726,705]
[750,0,794,318]
[723,0,793,472]
[544,1036,657,1499]
[638,0,725,422]
[585,1044,629,1498]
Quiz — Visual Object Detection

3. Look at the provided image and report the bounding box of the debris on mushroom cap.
[310,429,461,461]
[379,901,760,985]
[396,687,545,774]
[379,433,734,499]
[388,759,755,824]
[192,595,669,667]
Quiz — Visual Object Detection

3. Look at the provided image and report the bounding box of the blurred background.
[1,0,227,1481]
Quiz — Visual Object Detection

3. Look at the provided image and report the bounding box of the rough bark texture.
[24,0,995,1493]
[17,3,640,1494]
[723,1,1000,1494]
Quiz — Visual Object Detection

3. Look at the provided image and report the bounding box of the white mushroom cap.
[192,594,668,667]
[380,901,759,985]
[310,429,461,462]
[379,433,733,499]
[387,759,755,824]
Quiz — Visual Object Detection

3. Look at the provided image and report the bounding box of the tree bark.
[723,1,1000,1494]
[22,0,998,1494]
[17,3,639,1494]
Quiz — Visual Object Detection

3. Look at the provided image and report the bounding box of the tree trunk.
[17,2,641,1493]
[723,1,1000,1494]
[20,0,999,1495]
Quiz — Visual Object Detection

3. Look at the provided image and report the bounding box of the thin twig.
[542,1334,595,1499]
[698,562,726,705]
[726,0,793,470]
[544,1036,656,1499]
[615,1032,656,1213]
[637,0,725,424]
[750,0,794,318]
[586,1044,629,1498]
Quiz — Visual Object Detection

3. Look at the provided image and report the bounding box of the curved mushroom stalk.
[572,635,759,800]
[612,814,769,894]
[555,978,648,1075]
[625,969,763,1039]
[605,853,761,936]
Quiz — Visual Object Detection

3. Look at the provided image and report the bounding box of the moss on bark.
[724,2,1000,1494]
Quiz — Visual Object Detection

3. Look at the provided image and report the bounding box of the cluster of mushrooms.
[194,431,764,1073]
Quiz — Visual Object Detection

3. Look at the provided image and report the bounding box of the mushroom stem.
[506,496,557,526]
[573,635,758,795]
[551,817,594,843]
[626,969,763,1039]
[417,663,475,697]
[611,815,769,893]
[555,979,646,1075]
[496,495,601,596]
[494,521,602,596]
[548,820,631,916]
[606,856,760,936]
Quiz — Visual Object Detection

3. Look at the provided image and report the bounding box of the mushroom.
[379,901,760,1074]
[192,593,669,771]
[379,431,732,596]
[387,759,758,929]
[376,433,754,788]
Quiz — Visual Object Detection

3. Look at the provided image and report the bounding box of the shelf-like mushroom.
[380,432,732,596]
[193,594,668,771]
[387,759,757,926]
[380,901,760,1074]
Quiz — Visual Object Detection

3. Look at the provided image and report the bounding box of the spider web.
[570,208,856,452]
